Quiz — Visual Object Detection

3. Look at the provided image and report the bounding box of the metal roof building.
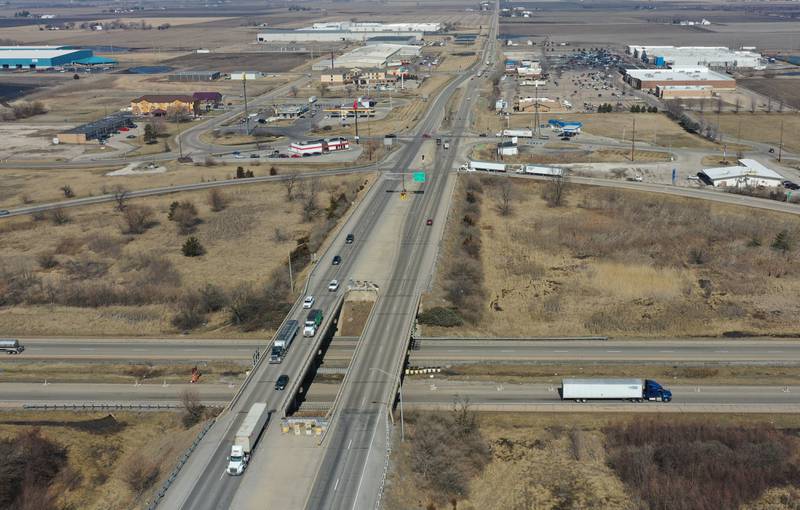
[698,159,784,188]
[0,46,116,69]
[57,112,134,144]
[258,29,423,43]
[624,67,735,90]
[627,45,765,70]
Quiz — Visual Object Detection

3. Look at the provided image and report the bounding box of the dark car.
[426,218,433,226]
[0,210,9,216]
[783,180,800,190]
[275,375,289,391]
[250,153,260,158]
[345,233,354,244]
[332,255,342,265]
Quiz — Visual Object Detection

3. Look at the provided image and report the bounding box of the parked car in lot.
[275,375,289,390]
[328,280,339,291]
[332,255,341,265]
[303,296,315,309]
[126,134,136,139]
[782,180,800,190]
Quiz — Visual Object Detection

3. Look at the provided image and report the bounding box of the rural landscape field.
[1,0,800,508]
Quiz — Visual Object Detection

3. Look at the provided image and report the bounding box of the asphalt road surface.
[12,338,262,361]
[4,381,797,414]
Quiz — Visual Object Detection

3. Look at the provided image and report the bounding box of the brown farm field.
[0,173,374,337]
[421,175,800,338]
[714,112,800,154]
[384,410,800,510]
[161,52,311,73]
[740,77,800,111]
[0,410,208,510]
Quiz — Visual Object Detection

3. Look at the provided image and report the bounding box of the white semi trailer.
[227,403,269,475]
[561,378,672,403]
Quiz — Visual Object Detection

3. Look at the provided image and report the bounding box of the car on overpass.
[275,375,289,391]
[303,296,315,309]
[332,255,342,265]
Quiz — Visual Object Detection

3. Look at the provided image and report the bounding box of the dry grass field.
[422,175,800,338]
[0,411,207,510]
[472,143,672,164]
[0,173,373,337]
[740,77,800,111]
[384,411,800,510]
[714,112,800,153]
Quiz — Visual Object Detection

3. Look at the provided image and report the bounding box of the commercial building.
[131,95,196,116]
[627,45,765,70]
[698,159,784,188]
[288,137,350,155]
[454,34,479,44]
[230,71,264,80]
[193,92,223,109]
[656,84,713,99]
[258,29,423,43]
[308,21,441,33]
[0,45,116,70]
[56,112,134,144]
[624,67,735,92]
[366,36,419,46]
[497,141,518,157]
[311,44,420,71]
[548,119,582,134]
[168,70,221,82]
[320,70,356,84]
[274,104,309,119]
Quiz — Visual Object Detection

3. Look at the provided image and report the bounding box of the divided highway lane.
[306,12,502,510]
[410,339,800,363]
[11,338,261,361]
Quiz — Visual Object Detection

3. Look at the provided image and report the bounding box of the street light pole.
[370,367,404,442]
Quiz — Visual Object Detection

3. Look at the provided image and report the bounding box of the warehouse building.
[168,70,221,82]
[656,84,713,99]
[624,67,735,92]
[698,159,784,188]
[311,44,420,71]
[308,21,441,33]
[258,29,423,43]
[57,112,134,144]
[627,45,765,70]
[366,35,419,46]
[0,45,116,70]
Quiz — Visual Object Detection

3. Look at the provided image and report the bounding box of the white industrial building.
[308,21,441,33]
[258,29,423,43]
[230,71,264,80]
[311,44,420,70]
[698,159,784,188]
[627,45,766,70]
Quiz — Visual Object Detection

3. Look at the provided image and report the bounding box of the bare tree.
[121,205,155,234]
[122,454,160,497]
[50,208,71,225]
[180,389,206,428]
[750,97,756,114]
[767,97,772,113]
[61,185,75,198]
[319,82,329,98]
[716,97,723,115]
[113,185,129,211]
[778,99,784,113]
[734,97,741,114]
[542,173,569,207]
[698,98,706,116]
[207,188,227,212]
[301,178,319,222]
[497,177,514,216]
[284,170,298,201]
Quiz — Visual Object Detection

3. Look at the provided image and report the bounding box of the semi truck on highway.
[517,165,564,177]
[560,378,672,403]
[269,319,299,364]
[497,128,533,138]
[0,339,24,354]
[227,403,268,475]
[303,309,323,337]
[462,160,507,173]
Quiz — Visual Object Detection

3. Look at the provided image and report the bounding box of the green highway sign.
[413,171,426,183]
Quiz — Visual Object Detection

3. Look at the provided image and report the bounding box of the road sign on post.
[413,171,426,183]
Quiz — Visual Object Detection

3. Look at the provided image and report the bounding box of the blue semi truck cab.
[644,379,672,402]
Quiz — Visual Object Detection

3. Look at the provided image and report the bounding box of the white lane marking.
[361,397,367,407]
[553,350,568,353]
[79,348,95,351]
[183,349,200,352]
[659,350,675,353]
[447,349,460,352]
[347,439,353,450]
[715,350,729,353]
[500,350,516,353]
[606,350,622,353]
[133,349,146,352]
[767,351,784,353]
[334,478,340,492]
[219,471,226,481]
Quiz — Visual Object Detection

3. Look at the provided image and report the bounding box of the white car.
[328,280,339,292]
[303,296,315,309]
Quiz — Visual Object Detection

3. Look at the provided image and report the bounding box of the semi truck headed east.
[227,403,269,475]
[560,378,672,403]
[303,309,323,337]
[269,319,299,364]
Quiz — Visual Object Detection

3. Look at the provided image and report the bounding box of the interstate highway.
[11,337,800,364]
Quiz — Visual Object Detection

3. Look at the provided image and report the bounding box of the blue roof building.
[0,46,116,70]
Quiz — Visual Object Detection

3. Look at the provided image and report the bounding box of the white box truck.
[227,403,269,475]
[497,128,533,138]
[561,378,672,403]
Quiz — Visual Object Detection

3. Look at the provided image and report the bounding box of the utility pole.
[778,119,784,162]
[630,116,636,162]
[242,73,249,135]
[288,249,294,292]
